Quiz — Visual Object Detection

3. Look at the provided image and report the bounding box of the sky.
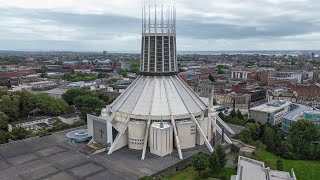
[0,0,320,52]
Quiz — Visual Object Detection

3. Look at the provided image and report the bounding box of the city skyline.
[1,0,320,51]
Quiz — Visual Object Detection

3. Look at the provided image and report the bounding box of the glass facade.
[282,111,320,132]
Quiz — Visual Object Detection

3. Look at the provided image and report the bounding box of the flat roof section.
[250,101,291,113]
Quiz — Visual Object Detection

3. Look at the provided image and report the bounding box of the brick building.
[288,83,320,97]
[229,82,266,102]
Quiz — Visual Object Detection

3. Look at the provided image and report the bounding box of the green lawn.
[253,150,320,180]
[168,151,320,180]
[168,166,236,180]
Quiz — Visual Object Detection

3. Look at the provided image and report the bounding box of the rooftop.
[151,122,171,129]
[250,101,291,113]
[59,114,79,119]
[283,104,312,121]
[11,116,52,125]
[110,75,207,118]
[237,156,296,180]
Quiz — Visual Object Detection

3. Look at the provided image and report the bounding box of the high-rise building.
[86,0,232,160]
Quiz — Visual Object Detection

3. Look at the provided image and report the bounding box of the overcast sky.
[0,0,320,51]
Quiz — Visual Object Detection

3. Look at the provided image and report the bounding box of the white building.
[58,114,80,125]
[249,100,291,125]
[8,117,54,132]
[86,1,232,160]
[231,70,251,79]
[231,156,296,180]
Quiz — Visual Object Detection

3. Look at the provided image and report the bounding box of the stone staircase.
[79,141,108,155]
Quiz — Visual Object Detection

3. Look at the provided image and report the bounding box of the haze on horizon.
[0,0,320,52]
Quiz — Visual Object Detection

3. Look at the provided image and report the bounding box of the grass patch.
[253,150,320,180]
[168,166,236,180]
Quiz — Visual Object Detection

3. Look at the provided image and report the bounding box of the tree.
[97,73,111,79]
[230,109,237,118]
[0,112,9,131]
[208,74,215,82]
[235,123,260,144]
[276,159,284,171]
[130,61,140,73]
[192,153,209,175]
[62,88,93,105]
[12,90,34,117]
[278,141,295,159]
[218,112,225,120]
[213,98,218,106]
[290,120,319,144]
[0,131,10,144]
[236,109,244,120]
[32,93,69,116]
[217,69,224,74]
[74,95,106,119]
[289,120,319,158]
[0,95,20,121]
[11,127,30,140]
[216,144,227,168]
[208,151,221,173]
[262,125,275,151]
[118,68,128,77]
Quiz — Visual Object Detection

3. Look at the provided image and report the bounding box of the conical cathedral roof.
[109,75,207,118]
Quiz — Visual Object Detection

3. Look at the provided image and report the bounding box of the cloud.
[0,0,320,51]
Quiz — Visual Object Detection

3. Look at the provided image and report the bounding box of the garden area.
[168,145,236,180]
[253,150,320,179]
[233,119,320,180]
[168,166,236,180]
[218,109,251,126]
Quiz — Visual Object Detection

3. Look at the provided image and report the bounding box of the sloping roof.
[110,75,207,117]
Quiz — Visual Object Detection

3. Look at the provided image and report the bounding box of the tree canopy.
[62,88,93,105]
[192,153,209,175]
[0,112,9,131]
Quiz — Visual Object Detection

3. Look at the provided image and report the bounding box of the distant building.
[30,81,58,91]
[231,70,252,79]
[282,104,318,132]
[34,88,68,98]
[249,100,291,125]
[229,82,266,102]
[196,82,227,97]
[8,117,54,132]
[214,92,251,108]
[267,89,298,103]
[288,83,320,97]
[231,156,296,180]
[268,77,298,88]
[252,70,274,86]
[58,114,81,125]
[47,72,64,79]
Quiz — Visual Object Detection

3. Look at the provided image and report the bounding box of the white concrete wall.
[128,121,146,150]
[249,110,268,124]
[114,129,128,151]
[175,121,196,149]
[87,116,94,137]
[196,118,209,145]
[150,123,173,157]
